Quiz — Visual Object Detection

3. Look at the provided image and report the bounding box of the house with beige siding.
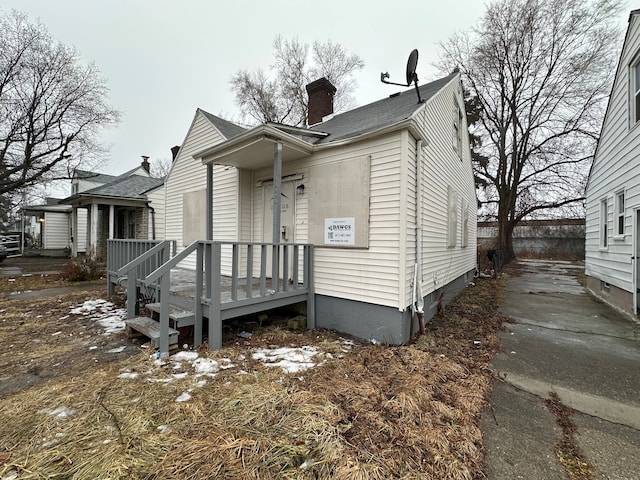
[161,72,477,345]
[586,9,640,319]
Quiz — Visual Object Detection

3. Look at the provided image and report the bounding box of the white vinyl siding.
[410,77,477,307]
[586,14,640,294]
[249,133,403,309]
[164,111,239,271]
[43,212,69,249]
[146,186,165,240]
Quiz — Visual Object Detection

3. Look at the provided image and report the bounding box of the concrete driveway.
[482,259,640,479]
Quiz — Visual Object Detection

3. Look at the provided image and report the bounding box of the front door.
[262,181,295,279]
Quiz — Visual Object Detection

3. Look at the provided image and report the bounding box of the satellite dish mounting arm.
[380,49,424,103]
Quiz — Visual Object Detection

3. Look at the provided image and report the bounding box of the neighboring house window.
[447,186,458,248]
[453,100,463,156]
[615,191,625,237]
[461,200,469,248]
[600,198,608,248]
[634,61,640,124]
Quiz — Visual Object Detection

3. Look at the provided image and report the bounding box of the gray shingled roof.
[74,169,118,184]
[310,73,457,144]
[200,110,247,140]
[80,175,164,199]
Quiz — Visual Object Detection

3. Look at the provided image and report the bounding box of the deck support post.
[306,245,315,329]
[208,242,222,350]
[159,273,170,356]
[194,242,204,346]
[272,142,282,287]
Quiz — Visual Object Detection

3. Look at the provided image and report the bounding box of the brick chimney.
[141,156,150,173]
[306,77,336,126]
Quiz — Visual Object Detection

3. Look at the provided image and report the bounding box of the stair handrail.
[115,240,172,277]
[142,240,201,285]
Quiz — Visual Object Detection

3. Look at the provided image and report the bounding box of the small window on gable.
[453,99,463,157]
[600,198,608,248]
[615,190,625,236]
[447,186,458,248]
[634,62,640,124]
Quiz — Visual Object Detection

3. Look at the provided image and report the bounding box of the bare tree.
[0,10,120,199]
[438,0,624,255]
[231,35,364,126]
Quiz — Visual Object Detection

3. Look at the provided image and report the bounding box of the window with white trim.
[634,61,640,124]
[600,198,608,248]
[615,191,625,236]
[453,100,463,156]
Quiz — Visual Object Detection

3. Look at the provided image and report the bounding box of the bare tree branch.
[438,0,624,250]
[230,36,364,127]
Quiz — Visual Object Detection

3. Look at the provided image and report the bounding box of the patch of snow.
[107,346,127,353]
[118,372,139,379]
[69,299,126,335]
[172,351,199,362]
[38,406,77,419]
[175,392,191,402]
[252,346,319,374]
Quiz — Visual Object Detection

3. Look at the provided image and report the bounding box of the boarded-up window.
[308,156,370,248]
[461,199,469,248]
[183,189,207,246]
[447,186,458,248]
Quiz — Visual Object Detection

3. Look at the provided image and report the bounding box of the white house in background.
[21,198,86,253]
[21,158,164,258]
[586,9,640,318]
[164,72,477,344]
[60,157,165,259]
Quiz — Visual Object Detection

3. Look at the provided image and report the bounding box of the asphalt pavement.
[481,259,640,479]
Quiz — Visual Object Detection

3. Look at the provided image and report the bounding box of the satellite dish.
[380,49,424,103]
[406,49,418,85]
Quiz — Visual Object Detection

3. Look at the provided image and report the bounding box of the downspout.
[148,204,156,240]
[412,139,425,337]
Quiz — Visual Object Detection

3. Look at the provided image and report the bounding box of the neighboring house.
[585,9,640,318]
[60,158,165,259]
[21,198,86,253]
[163,72,477,344]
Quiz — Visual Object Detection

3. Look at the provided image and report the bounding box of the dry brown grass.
[0,275,508,479]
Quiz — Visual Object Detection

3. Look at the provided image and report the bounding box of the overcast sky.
[1,0,632,182]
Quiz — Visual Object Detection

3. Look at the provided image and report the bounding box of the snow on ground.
[68,299,126,335]
[252,346,320,374]
[114,339,355,403]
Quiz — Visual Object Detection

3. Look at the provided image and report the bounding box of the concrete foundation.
[315,268,476,344]
[586,275,636,321]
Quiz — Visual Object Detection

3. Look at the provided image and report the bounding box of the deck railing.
[109,241,315,355]
[142,241,314,356]
[106,239,174,301]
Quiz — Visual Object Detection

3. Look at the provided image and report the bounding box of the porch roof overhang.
[60,193,149,208]
[194,124,314,169]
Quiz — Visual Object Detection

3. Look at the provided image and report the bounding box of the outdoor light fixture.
[296,184,305,195]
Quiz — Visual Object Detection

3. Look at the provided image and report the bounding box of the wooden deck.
[108,239,314,355]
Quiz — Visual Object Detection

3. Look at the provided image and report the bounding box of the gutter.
[412,139,425,338]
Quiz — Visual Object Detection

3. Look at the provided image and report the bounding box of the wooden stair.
[146,298,196,329]
[125,316,179,349]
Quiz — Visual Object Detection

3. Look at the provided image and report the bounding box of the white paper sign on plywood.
[309,156,370,248]
[324,217,355,245]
